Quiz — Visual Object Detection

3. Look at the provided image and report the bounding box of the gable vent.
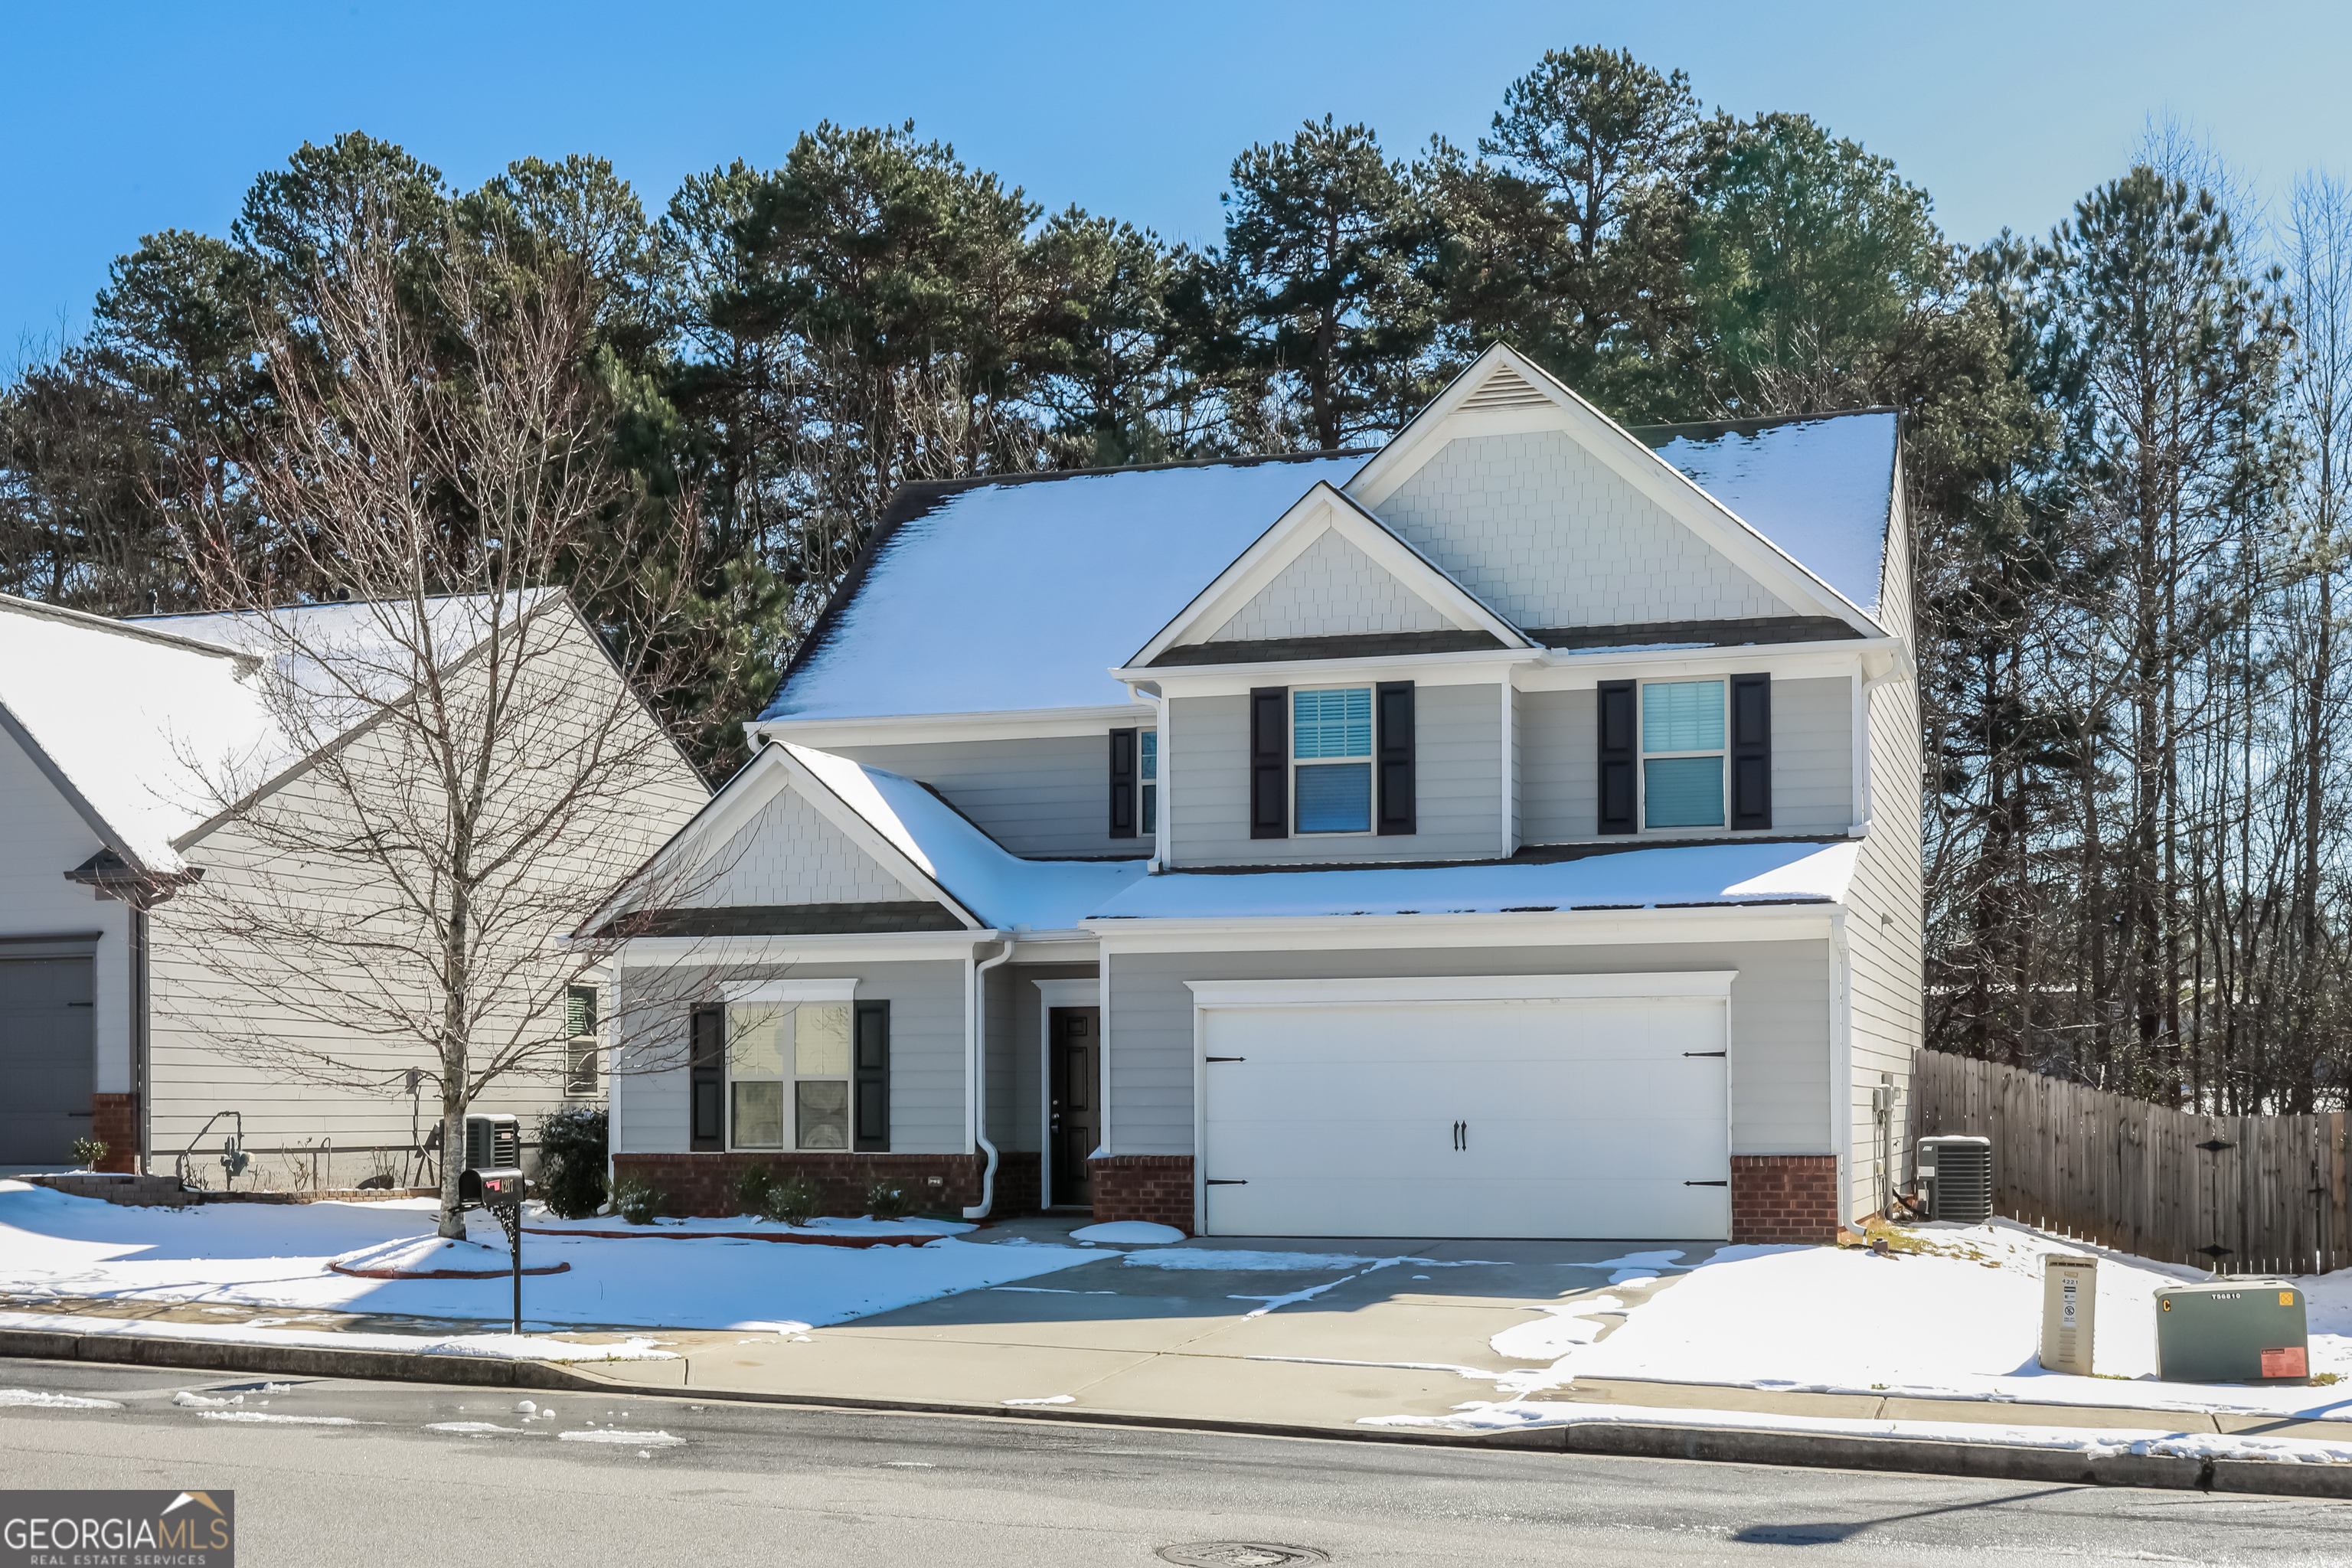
[1459,364,1552,411]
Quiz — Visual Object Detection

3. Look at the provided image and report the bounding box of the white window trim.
[1638,676,1729,835]
[1290,682,1375,838]
[1184,972,1738,1008]
[1140,727,1159,838]
[719,984,860,1152]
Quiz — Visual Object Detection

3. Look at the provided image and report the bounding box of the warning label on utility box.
[2261,1345,2308,1379]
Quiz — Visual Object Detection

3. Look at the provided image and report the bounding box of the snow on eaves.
[1642,412,1898,615]
[789,745,1145,930]
[763,456,1367,723]
[1083,841,1857,920]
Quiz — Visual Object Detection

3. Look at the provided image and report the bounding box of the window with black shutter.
[1597,679,1637,835]
[689,1004,724,1152]
[854,1000,890,1152]
[1249,686,1289,838]
[1730,673,1772,831]
[1377,681,1416,835]
[1108,727,1138,838]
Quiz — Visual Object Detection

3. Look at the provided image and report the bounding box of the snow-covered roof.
[762,455,1369,723]
[1083,841,1858,920]
[1638,412,1899,614]
[0,592,537,876]
[0,598,282,874]
[789,745,1146,929]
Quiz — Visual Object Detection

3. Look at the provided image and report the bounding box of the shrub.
[534,1106,608,1220]
[612,1174,664,1225]
[864,1175,914,1222]
[70,1136,107,1170]
[733,1163,778,1218]
[761,1173,822,1227]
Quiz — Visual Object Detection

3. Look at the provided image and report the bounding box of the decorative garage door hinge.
[1684,1180,1729,1187]
[1683,1050,1726,1057]
[1205,1178,1247,1185]
[1206,1057,1246,1063]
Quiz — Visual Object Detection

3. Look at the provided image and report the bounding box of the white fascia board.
[1184,971,1738,1007]
[1117,647,1543,696]
[1127,482,1532,668]
[615,930,1000,968]
[720,978,861,1003]
[750,702,1154,749]
[1516,638,1903,691]
[1089,903,1838,955]
[1344,344,1883,636]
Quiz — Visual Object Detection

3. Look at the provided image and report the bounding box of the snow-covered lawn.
[1399,1220,2352,1432]
[0,1180,1100,1333]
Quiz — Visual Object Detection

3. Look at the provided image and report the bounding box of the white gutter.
[963,936,1017,1220]
[1847,648,1914,838]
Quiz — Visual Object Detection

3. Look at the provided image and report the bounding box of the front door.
[1048,1006,1099,1207]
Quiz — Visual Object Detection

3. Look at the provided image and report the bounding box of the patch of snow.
[1070,1221,1184,1245]
[1116,1250,1384,1272]
[1246,1355,1497,1379]
[1001,1395,1075,1406]
[558,1429,684,1446]
[0,1388,121,1409]
[172,1390,234,1408]
[6,1312,676,1364]
[763,456,1367,721]
[330,1236,511,1274]
[197,1411,361,1426]
[1085,841,1857,921]
[1364,1399,2352,1465]
[1491,1296,1625,1362]
[1565,1250,1686,1271]
[426,1421,539,1436]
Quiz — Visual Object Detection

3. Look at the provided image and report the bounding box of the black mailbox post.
[459,1166,529,1334]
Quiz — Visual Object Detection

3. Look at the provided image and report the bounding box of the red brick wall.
[90,1094,138,1172]
[1088,1155,1194,1235]
[992,1151,1040,1218]
[613,1152,983,1218]
[1731,1154,1839,1244]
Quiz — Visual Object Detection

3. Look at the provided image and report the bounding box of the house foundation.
[90,1093,138,1172]
[1730,1154,1840,1243]
[1087,1155,1196,1234]
[612,1152,998,1219]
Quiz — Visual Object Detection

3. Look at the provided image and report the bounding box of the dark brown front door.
[1049,1007,1099,1207]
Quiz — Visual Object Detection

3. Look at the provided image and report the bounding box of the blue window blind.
[1140,729,1157,782]
[1645,756,1724,828]
[1296,761,1372,832]
[1293,688,1372,759]
[1642,681,1724,753]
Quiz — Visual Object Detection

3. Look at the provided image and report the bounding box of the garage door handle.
[1683,1050,1725,1057]
[1206,1179,1247,1186]
[1684,1180,1728,1187]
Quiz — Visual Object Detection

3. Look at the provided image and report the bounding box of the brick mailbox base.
[1087,1155,1196,1234]
[1730,1154,1841,1243]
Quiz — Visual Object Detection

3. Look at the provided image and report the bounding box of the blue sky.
[6,0,2346,358]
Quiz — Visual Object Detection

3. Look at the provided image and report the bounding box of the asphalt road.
[3,1357,2349,1567]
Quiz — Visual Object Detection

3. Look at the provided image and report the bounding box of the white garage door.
[1199,992,1730,1240]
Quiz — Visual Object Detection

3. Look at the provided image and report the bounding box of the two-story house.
[603,343,1919,1243]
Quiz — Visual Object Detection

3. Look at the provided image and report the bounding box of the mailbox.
[459,1167,527,1210]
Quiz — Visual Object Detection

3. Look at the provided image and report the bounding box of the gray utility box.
[1916,1135,1993,1223]
[2154,1279,2310,1383]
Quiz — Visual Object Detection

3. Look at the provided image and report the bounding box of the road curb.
[5,1325,2347,1496]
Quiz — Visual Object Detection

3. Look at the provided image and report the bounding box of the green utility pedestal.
[2153,1279,2309,1383]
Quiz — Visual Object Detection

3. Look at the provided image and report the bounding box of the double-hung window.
[563,985,599,1096]
[1141,729,1158,835]
[1293,686,1374,833]
[727,999,854,1151]
[1642,680,1726,829]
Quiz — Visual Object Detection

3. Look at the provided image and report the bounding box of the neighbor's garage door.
[1200,995,1730,1240]
[0,957,95,1166]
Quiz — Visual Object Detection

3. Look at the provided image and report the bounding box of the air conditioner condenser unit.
[462,1113,520,1173]
[1916,1135,1993,1224]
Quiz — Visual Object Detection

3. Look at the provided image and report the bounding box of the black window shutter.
[1107,727,1138,839]
[1377,680,1416,835]
[1730,673,1772,831]
[854,1001,890,1152]
[1249,686,1289,839]
[1597,679,1637,835]
[689,1004,725,1152]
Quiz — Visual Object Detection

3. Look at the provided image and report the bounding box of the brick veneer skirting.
[1731,1155,1840,1244]
[1087,1155,1195,1235]
[90,1093,138,1172]
[613,1152,990,1219]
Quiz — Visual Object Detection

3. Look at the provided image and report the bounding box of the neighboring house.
[603,344,1919,1243]
[0,591,707,1182]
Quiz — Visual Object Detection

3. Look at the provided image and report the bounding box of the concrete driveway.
[609,1218,1717,1430]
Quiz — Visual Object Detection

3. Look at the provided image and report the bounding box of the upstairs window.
[1293,687,1373,833]
[1141,729,1158,835]
[727,1001,854,1151]
[1642,680,1726,829]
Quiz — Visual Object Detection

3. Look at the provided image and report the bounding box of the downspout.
[1847,652,1913,838]
[1831,909,1855,1228]
[132,908,149,1176]
[963,935,1017,1220]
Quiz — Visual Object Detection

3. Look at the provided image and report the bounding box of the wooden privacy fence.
[1909,1050,2352,1275]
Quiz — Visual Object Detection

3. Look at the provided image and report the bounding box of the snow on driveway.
[0,1181,1103,1331]
[1449,1220,2352,1423]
